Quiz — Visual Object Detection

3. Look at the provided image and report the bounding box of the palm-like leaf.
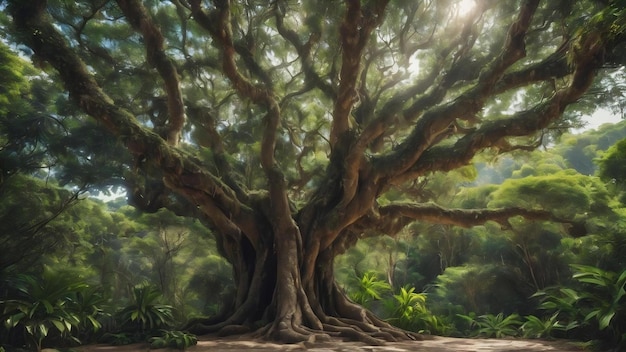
[348,271,391,306]
[117,284,174,333]
[0,268,93,351]
[384,286,444,333]
[521,313,568,338]
[473,313,523,338]
[571,265,626,330]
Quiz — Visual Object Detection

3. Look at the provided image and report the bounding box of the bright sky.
[579,108,623,132]
[458,0,476,14]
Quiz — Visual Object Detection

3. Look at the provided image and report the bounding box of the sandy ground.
[72,335,588,352]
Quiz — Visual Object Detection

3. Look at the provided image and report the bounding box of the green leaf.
[87,315,102,331]
[576,277,609,287]
[50,319,66,332]
[598,312,616,330]
[38,323,49,337]
[42,299,55,314]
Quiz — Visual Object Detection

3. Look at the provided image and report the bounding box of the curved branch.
[392,15,612,185]
[188,1,274,108]
[353,9,488,157]
[329,1,395,209]
[188,1,290,222]
[7,0,256,244]
[372,1,540,181]
[186,104,249,202]
[274,1,336,100]
[342,202,583,248]
[330,0,389,146]
[116,0,185,145]
[378,203,572,230]
[493,49,570,95]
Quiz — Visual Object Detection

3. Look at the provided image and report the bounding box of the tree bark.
[8,0,623,345]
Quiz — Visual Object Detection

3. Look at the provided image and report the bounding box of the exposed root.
[186,300,253,335]
[335,317,380,333]
[187,322,220,335]
[216,325,251,337]
[322,324,386,345]
[190,310,423,345]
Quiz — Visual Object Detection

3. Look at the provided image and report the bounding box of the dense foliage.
[1,0,626,349]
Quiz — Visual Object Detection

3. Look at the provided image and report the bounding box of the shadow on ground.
[73,335,587,352]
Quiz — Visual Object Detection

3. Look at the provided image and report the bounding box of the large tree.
[5,0,626,344]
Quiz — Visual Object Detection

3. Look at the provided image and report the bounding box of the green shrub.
[521,313,571,339]
[117,284,174,333]
[149,330,197,350]
[347,271,391,307]
[0,269,103,351]
[98,332,137,346]
[456,313,522,338]
[533,265,626,349]
[383,286,449,334]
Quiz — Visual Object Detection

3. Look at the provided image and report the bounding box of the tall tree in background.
[4,0,626,343]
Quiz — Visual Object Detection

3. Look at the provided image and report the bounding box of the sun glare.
[457,0,477,16]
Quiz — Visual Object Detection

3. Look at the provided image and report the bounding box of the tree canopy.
[3,0,626,344]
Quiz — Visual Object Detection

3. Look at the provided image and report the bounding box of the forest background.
[3,54,626,347]
[2,0,626,351]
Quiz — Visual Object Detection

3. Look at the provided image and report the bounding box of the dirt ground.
[72,335,588,352]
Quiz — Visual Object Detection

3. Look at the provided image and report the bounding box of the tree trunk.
[9,0,613,345]
[187,211,422,345]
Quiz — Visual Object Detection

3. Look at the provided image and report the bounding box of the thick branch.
[372,1,540,180]
[393,24,609,185]
[330,0,389,146]
[274,1,335,100]
[189,6,302,315]
[493,49,570,94]
[188,1,291,227]
[116,0,185,145]
[186,105,249,201]
[189,1,274,108]
[347,10,487,179]
[7,0,254,245]
[378,203,570,230]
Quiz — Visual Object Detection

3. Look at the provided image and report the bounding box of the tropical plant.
[521,313,570,339]
[0,269,100,351]
[454,312,479,337]
[68,286,108,343]
[116,284,174,334]
[148,330,197,350]
[98,332,136,346]
[571,265,626,332]
[458,313,523,338]
[348,271,391,307]
[5,0,626,344]
[533,287,583,319]
[533,265,626,349]
[384,286,446,334]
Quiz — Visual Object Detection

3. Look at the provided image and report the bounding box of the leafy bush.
[0,269,103,351]
[456,313,522,338]
[345,272,450,335]
[384,286,449,334]
[149,330,197,350]
[98,332,137,346]
[69,286,108,343]
[347,271,391,307]
[429,264,533,317]
[534,265,626,349]
[521,313,571,339]
[116,284,174,334]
